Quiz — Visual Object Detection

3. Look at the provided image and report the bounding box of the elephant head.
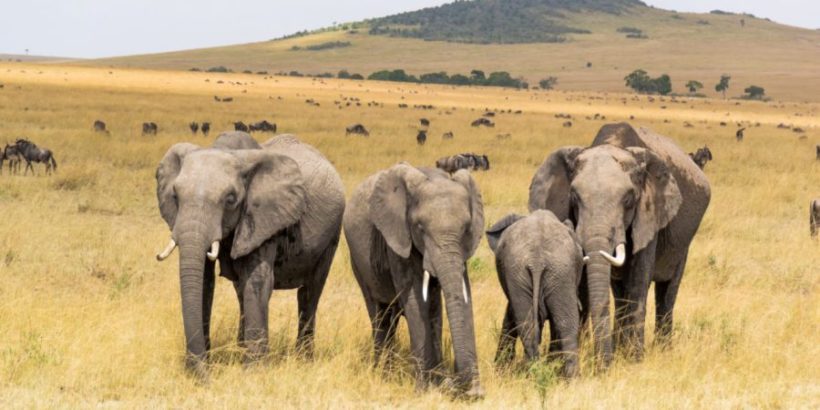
[370,163,484,391]
[528,144,682,366]
[155,143,306,373]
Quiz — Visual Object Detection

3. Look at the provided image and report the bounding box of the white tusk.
[462,277,469,304]
[156,239,176,261]
[599,243,626,267]
[422,270,430,302]
[583,256,590,264]
[206,241,219,261]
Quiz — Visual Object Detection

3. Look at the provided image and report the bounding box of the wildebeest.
[811,198,820,238]
[14,139,57,175]
[93,120,108,133]
[416,130,427,145]
[420,118,430,127]
[201,122,211,136]
[1,144,21,175]
[816,144,820,161]
[345,123,369,136]
[248,120,277,133]
[736,128,745,142]
[234,121,249,132]
[435,153,490,174]
[189,122,199,134]
[471,118,495,127]
[442,131,454,139]
[688,146,713,170]
[142,122,158,135]
[563,121,573,128]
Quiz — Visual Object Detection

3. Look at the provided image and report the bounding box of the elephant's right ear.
[369,163,427,258]
[156,143,200,229]
[485,213,525,253]
[528,146,584,221]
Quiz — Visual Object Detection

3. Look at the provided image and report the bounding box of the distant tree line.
[290,41,352,51]
[366,69,530,89]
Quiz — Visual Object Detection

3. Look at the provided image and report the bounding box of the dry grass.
[0,63,818,408]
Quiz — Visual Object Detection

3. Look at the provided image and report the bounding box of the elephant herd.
[154,123,712,398]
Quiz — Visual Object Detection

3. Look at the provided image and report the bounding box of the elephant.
[155,133,345,379]
[486,210,584,378]
[811,198,819,238]
[343,164,484,398]
[212,131,261,150]
[529,123,710,367]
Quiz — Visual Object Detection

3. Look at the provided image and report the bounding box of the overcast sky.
[1,0,816,59]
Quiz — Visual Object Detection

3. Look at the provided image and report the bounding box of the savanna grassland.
[0,63,818,408]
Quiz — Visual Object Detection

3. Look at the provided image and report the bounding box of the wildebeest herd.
[1,138,57,175]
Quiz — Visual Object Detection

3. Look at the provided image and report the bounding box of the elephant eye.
[225,192,237,206]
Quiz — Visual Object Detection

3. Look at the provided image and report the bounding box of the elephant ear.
[231,151,306,259]
[627,147,683,253]
[451,169,485,258]
[370,163,428,258]
[528,146,584,221]
[156,143,200,229]
[485,213,524,253]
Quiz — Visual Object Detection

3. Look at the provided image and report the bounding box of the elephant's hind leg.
[296,239,339,358]
[654,250,688,347]
[494,303,518,366]
[372,303,400,368]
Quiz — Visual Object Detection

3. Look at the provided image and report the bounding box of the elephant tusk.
[206,241,219,261]
[599,243,626,267]
[583,256,590,264]
[462,277,469,304]
[156,239,176,261]
[422,270,430,302]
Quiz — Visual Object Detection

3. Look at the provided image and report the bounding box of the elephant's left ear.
[627,147,682,253]
[231,151,306,259]
[452,169,485,258]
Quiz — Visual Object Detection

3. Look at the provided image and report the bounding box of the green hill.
[87,0,820,102]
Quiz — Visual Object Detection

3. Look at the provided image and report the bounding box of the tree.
[470,70,486,84]
[337,70,351,79]
[539,76,558,90]
[715,74,731,99]
[743,85,765,99]
[624,69,672,95]
[449,74,471,85]
[419,72,450,84]
[686,80,703,94]
[654,75,672,95]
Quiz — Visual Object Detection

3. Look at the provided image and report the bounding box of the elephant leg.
[620,241,656,361]
[546,295,581,378]
[233,280,246,347]
[371,302,399,367]
[426,278,443,374]
[239,254,274,363]
[494,303,519,366]
[296,241,337,358]
[399,285,434,392]
[655,250,687,346]
[202,259,216,352]
[508,285,540,361]
[611,279,628,353]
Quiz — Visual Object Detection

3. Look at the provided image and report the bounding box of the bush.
[624,69,672,95]
[350,73,364,80]
[290,41,352,52]
[539,76,558,90]
[743,85,766,99]
[206,66,230,73]
[337,70,351,79]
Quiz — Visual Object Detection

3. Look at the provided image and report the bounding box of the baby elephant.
[486,210,584,377]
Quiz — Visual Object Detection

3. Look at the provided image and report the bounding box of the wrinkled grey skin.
[811,198,819,238]
[212,131,261,150]
[529,123,710,368]
[486,210,583,378]
[156,133,345,379]
[344,164,484,398]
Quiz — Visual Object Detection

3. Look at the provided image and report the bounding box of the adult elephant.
[344,164,484,398]
[529,123,710,367]
[155,133,345,379]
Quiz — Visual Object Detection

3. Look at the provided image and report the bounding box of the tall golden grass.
[0,63,817,408]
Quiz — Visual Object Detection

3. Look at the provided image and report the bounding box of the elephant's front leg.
[618,241,656,361]
[238,251,275,364]
[232,281,246,348]
[399,280,436,391]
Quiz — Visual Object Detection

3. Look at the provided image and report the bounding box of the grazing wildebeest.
[93,120,108,133]
[189,122,199,134]
[2,143,22,175]
[811,198,820,238]
[736,128,745,142]
[248,120,277,133]
[471,118,495,128]
[222,97,234,102]
[15,139,57,175]
[416,130,427,145]
[420,118,430,127]
[442,131,454,139]
[435,153,490,174]
[234,121,249,132]
[345,123,369,136]
[816,144,820,161]
[201,122,211,136]
[688,146,713,170]
[142,122,158,135]
[563,121,573,128]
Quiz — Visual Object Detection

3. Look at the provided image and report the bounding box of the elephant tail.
[529,264,543,331]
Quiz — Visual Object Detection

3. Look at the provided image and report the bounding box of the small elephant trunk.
[436,260,482,397]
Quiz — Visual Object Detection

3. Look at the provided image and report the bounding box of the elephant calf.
[486,210,584,378]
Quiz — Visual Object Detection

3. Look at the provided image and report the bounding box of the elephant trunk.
[176,225,211,379]
[436,259,483,398]
[583,236,614,370]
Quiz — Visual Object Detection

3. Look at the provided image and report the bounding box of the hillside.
[88,1,820,102]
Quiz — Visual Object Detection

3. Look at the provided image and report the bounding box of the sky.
[0,0,817,59]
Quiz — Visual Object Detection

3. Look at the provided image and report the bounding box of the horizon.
[0,0,817,59]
